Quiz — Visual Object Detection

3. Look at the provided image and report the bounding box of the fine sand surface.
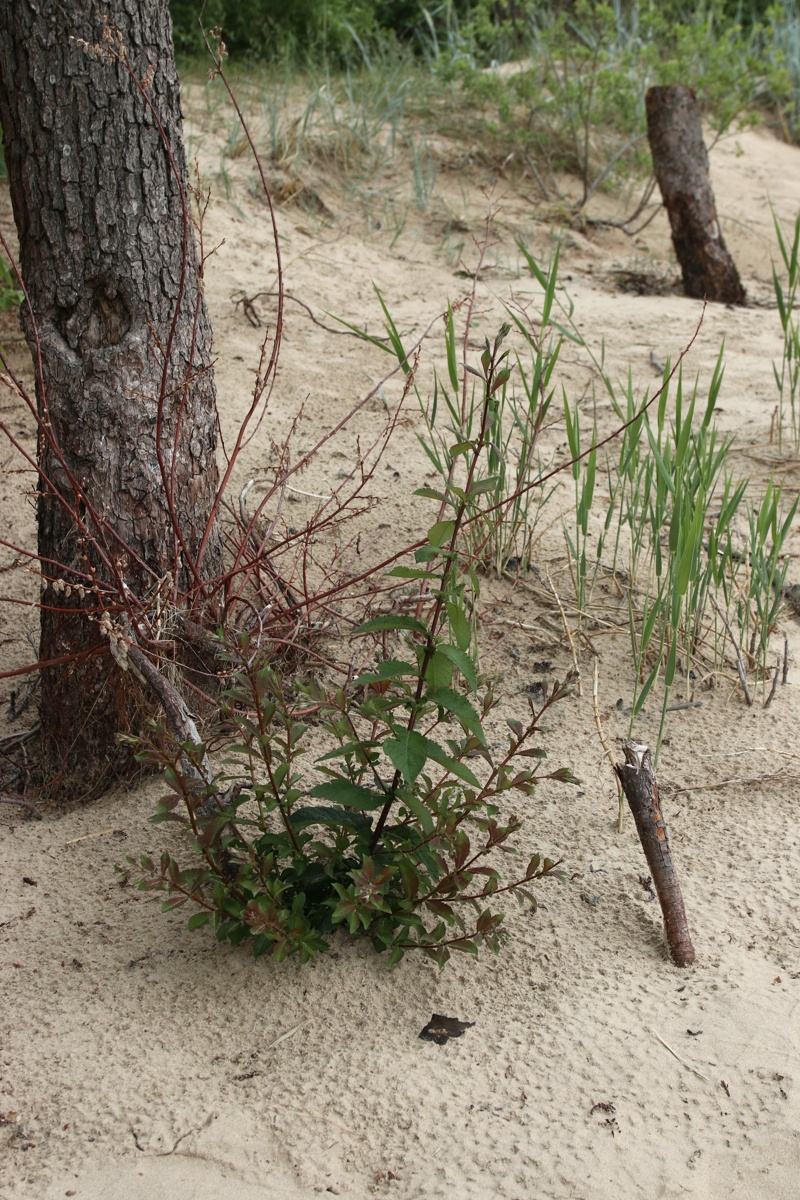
[2,93,800,1200]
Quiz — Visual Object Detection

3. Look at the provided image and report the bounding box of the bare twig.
[124,640,213,787]
[64,828,115,845]
[0,793,43,819]
[591,659,624,831]
[523,153,552,202]
[652,1030,708,1081]
[669,771,800,797]
[546,569,581,695]
[709,594,752,706]
[266,1020,314,1050]
[764,660,780,709]
[233,289,398,343]
[0,725,39,749]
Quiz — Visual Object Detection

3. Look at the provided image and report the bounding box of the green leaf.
[289,805,372,832]
[675,497,704,597]
[326,311,396,357]
[645,421,675,495]
[353,660,416,686]
[664,637,678,689]
[444,484,468,503]
[424,650,454,690]
[490,368,512,395]
[428,520,455,548]
[446,302,459,392]
[517,239,548,290]
[398,860,420,901]
[384,729,429,784]
[583,443,597,512]
[468,476,500,496]
[399,787,434,835]
[354,614,430,636]
[315,738,379,766]
[423,740,480,786]
[542,242,560,327]
[309,779,387,810]
[437,643,478,693]
[373,284,411,374]
[387,566,435,580]
[424,687,486,744]
[548,767,581,785]
[187,912,212,932]
[563,387,579,461]
[446,602,471,652]
[413,486,448,502]
[632,661,660,718]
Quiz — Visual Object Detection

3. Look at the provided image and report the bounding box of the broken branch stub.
[615,741,695,967]
[646,85,745,305]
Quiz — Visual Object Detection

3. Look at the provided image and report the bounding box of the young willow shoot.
[127,324,578,966]
[772,206,800,453]
[414,248,572,578]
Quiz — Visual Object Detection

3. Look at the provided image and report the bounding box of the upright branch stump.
[615,742,695,967]
[646,85,745,305]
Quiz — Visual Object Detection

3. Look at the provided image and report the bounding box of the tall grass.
[515,243,796,757]
[772,207,800,452]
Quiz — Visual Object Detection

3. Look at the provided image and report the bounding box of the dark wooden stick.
[646,85,745,305]
[615,741,695,967]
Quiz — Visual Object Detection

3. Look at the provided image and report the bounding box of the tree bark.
[615,741,695,968]
[0,1,222,802]
[646,85,745,305]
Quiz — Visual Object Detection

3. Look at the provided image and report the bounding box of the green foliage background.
[168,1,796,62]
[167,0,549,61]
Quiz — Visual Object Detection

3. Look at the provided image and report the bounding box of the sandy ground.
[2,86,800,1200]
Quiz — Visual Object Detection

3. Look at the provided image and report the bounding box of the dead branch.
[615,741,695,967]
[591,658,624,831]
[709,593,752,706]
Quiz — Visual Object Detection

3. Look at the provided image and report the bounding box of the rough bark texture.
[646,85,745,305]
[615,741,695,968]
[0,1,222,802]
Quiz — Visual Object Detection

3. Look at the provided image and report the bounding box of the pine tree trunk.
[0,1,222,803]
[646,85,745,305]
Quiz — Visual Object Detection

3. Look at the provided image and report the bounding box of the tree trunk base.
[647,85,745,305]
[38,616,153,804]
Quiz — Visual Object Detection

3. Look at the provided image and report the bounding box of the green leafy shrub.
[453,0,767,209]
[169,0,379,62]
[127,323,577,966]
[169,0,541,63]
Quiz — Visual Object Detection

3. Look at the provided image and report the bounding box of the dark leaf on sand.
[419,1013,475,1044]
